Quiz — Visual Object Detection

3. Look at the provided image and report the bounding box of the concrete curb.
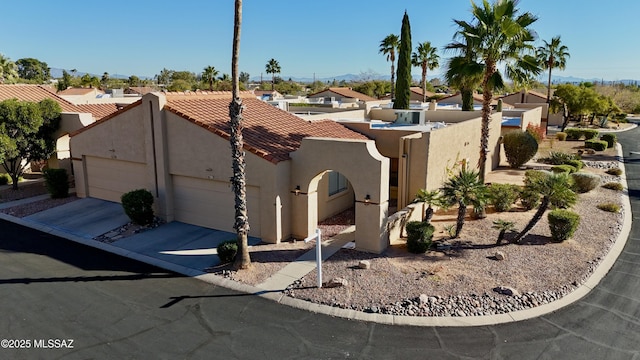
[0,145,633,327]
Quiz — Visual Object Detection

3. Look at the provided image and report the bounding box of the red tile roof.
[164,92,369,163]
[308,87,378,102]
[0,84,118,119]
[58,87,103,96]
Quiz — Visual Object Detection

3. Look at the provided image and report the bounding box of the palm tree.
[440,166,487,238]
[379,34,399,100]
[101,72,110,89]
[445,35,483,111]
[411,41,439,103]
[202,65,219,91]
[265,58,281,91]
[512,172,576,244]
[414,189,441,223]
[0,54,18,84]
[537,36,570,103]
[452,0,538,182]
[229,0,251,269]
[492,219,515,245]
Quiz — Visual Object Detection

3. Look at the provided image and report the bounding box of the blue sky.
[2,0,639,81]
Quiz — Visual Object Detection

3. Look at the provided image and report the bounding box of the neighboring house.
[308,87,378,104]
[380,87,436,102]
[0,84,119,172]
[125,86,157,96]
[254,90,282,101]
[499,90,553,130]
[70,92,391,253]
[58,87,104,104]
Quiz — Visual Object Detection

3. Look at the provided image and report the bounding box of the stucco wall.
[368,108,483,123]
[296,109,366,121]
[316,172,355,221]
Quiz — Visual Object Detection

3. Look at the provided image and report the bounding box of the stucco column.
[355,201,389,253]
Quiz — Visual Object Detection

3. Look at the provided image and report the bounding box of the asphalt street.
[0,126,638,359]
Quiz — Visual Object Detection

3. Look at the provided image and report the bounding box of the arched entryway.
[290,138,390,253]
[313,170,355,239]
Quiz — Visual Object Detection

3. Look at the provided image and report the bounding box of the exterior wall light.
[364,194,371,204]
[294,186,301,196]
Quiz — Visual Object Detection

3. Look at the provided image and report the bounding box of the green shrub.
[548,209,580,242]
[503,131,538,168]
[551,164,577,174]
[543,151,579,165]
[217,240,238,263]
[564,159,583,170]
[564,128,583,140]
[121,189,155,225]
[0,173,9,186]
[43,168,69,198]
[582,129,599,140]
[555,132,567,141]
[600,133,616,148]
[524,170,550,187]
[597,202,621,213]
[602,182,624,191]
[405,221,434,253]
[487,183,520,212]
[519,188,540,210]
[571,172,601,193]
[605,168,623,176]
[585,139,608,151]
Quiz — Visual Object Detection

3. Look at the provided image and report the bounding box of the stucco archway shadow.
[290,138,390,253]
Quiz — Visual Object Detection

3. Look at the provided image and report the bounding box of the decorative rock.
[493,286,521,297]
[495,251,506,261]
[419,294,429,304]
[324,277,349,288]
[358,260,371,269]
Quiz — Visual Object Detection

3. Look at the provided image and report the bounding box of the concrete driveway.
[22,197,261,271]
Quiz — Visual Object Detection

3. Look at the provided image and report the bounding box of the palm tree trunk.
[424,205,433,223]
[421,64,427,103]
[390,53,396,100]
[478,61,496,183]
[230,0,251,270]
[513,196,549,244]
[496,230,506,245]
[546,66,552,103]
[454,200,466,238]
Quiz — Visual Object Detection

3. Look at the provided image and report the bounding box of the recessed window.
[328,171,347,196]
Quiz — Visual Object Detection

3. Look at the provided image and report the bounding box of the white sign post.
[304,228,322,288]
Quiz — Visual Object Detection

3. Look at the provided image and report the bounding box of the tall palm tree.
[0,54,18,84]
[537,36,570,103]
[512,172,576,243]
[411,41,439,103]
[452,0,538,182]
[229,0,251,269]
[440,166,487,238]
[202,65,219,91]
[445,35,484,111]
[265,58,281,91]
[379,34,399,100]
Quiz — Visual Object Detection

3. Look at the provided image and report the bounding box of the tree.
[101,72,110,89]
[452,0,538,182]
[229,0,251,269]
[512,172,576,243]
[57,70,72,91]
[128,75,140,87]
[155,68,173,87]
[239,71,250,84]
[379,34,399,100]
[16,58,50,83]
[440,166,487,238]
[411,41,439,103]
[537,36,570,102]
[394,12,412,109]
[202,66,219,90]
[445,34,484,111]
[414,189,441,223]
[265,58,281,91]
[492,219,515,245]
[0,98,61,189]
[552,83,600,130]
[0,54,18,84]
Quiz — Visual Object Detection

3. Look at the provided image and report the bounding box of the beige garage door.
[85,156,148,203]
[172,175,261,235]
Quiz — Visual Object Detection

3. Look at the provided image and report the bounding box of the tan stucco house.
[308,87,378,103]
[70,91,392,253]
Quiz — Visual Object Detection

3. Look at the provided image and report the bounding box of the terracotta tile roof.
[58,87,103,96]
[164,92,369,163]
[308,87,378,102]
[0,84,118,119]
[409,86,436,98]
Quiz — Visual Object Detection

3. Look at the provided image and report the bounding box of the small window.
[328,171,348,196]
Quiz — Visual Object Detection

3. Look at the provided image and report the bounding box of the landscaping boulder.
[493,286,520,297]
[495,251,506,261]
[324,277,349,288]
[358,260,371,269]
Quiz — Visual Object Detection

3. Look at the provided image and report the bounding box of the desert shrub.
[0,173,9,186]
[548,209,580,242]
[121,189,154,225]
[543,151,579,165]
[571,172,601,193]
[564,128,583,140]
[602,182,624,191]
[551,164,577,174]
[585,139,608,151]
[564,159,584,170]
[217,240,238,263]
[600,133,617,148]
[518,188,540,210]
[43,168,69,198]
[605,168,623,176]
[405,221,434,253]
[524,170,550,187]
[555,132,567,141]
[582,129,599,140]
[597,202,621,213]
[526,123,545,143]
[487,183,520,212]
[503,131,538,168]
